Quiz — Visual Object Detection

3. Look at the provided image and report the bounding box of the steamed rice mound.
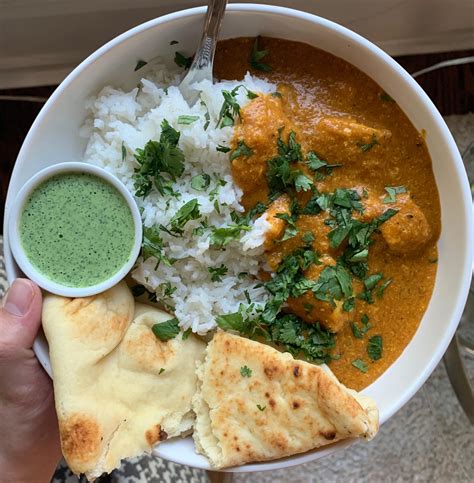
[81,61,275,334]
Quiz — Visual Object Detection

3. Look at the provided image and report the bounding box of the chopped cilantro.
[268,315,335,364]
[191,174,211,191]
[182,328,192,340]
[121,141,126,161]
[200,100,210,130]
[174,51,192,68]
[246,89,258,99]
[215,305,260,335]
[312,263,353,306]
[294,172,314,192]
[142,225,175,268]
[134,59,147,71]
[267,130,312,198]
[159,368,165,374]
[380,92,395,102]
[351,314,372,339]
[208,264,228,282]
[240,365,252,377]
[357,136,379,152]
[133,120,185,197]
[272,91,282,98]
[352,359,368,373]
[210,225,251,247]
[257,404,266,411]
[249,36,271,72]
[383,186,406,203]
[177,115,200,125]
[169,199,200,235]
[368,335,383,360]
[217,86,242,128]
[364,273,384,290]
[152,318,180,341]
[302,231,315,245]
[230,140,253,161]
[306,151,327,171]
[275,212,298,241]
[376,278,392,298]
[160,281,177,298]
[216,144,231,153]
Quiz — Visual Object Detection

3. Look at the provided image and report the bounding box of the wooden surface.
[1,51,473,232]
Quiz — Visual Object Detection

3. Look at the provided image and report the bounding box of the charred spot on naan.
[59,414,103,469]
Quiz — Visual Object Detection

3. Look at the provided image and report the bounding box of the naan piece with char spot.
[42,282,205,480]
[193,330,378,468]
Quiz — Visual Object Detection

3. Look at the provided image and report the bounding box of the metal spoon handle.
[191,0,228,72]
[179,0,227,103]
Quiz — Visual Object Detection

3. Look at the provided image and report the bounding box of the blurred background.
[0,1,473,481]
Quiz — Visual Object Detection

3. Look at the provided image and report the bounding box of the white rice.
[81,61,276,334]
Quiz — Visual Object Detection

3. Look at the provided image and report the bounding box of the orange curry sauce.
[214,38,441,390]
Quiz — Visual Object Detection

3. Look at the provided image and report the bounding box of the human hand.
[0,279,61,483]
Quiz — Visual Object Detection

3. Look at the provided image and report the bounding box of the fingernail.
[3,279,35,317]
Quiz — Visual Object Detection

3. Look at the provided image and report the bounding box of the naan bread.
[42,282,205,480]
[193,330,378,468]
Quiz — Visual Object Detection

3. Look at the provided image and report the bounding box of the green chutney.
[20,172,135,287]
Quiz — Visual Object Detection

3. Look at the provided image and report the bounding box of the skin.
[0,279,61,482]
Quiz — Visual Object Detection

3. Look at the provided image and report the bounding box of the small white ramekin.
[8,162,142,297]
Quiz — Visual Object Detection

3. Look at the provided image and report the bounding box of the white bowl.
[3,3,473,473]
[7,162,143,298]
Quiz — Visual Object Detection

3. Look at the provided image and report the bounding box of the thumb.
[0,278,43,350]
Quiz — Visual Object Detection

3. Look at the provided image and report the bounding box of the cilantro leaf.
[142,225,174,268]
[134,59,147,71]
[121,141,127,161]
[357,136,379,152]
[217,86,242,128]
[182,328,192,340]
[208,264,228,282]
[368,335,383,360]
[293,172,314,192]
[174,51,192,68]
[240,365,252,377]
[133,120,185,197]
[177,115,200,125]
[352,359,368,373]
[210,225,251,247]
[152,318,180,341]
[230,140,253,161]
[249,36,272,72]
[257,404,266,411]
[216,144,231,153]
[191,174,211,191]
[168,199,200,235]
[200,100,210,130]
[306,151,327,171]
[383,186,406,203]
[351,314,372,339]
[380,92,395,102]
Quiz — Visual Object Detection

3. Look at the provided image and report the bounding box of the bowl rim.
[7,162,143,298]
[3,2,473,473]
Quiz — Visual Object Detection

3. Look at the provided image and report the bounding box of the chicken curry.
[214,37,441,390]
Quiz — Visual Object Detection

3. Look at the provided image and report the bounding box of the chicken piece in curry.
[214,37,440,390]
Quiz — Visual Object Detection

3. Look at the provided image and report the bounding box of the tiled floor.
[1,114,472,482]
